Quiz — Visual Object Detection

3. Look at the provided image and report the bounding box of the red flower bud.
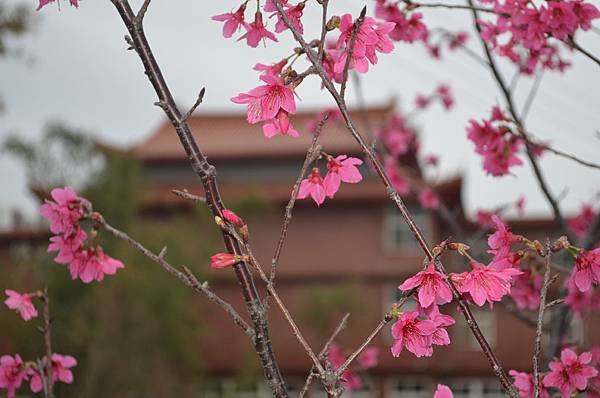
[222,209,245,229]
[210,252,241,269]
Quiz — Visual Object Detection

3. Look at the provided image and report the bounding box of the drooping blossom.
[29,354,77,393]
[568,204,596,240]
[210,253,241,269]
[37,0,78,11]
[39,186,86,236]
[509,370,549,398]
[571,248,600,292]
[391,310,436,357]
[272,1,305,34]
[253,59,287,77]
[262,109,300,138]
[334,13,395,74]
[543,348,598,397]
[48,228,87,264]
[298,168,327,206]
[448,31,468,50]
[0,355,27,398]
[436,84,454,110]
[4,290,38,321]
[423,304,455,347]
[433,384,454,398]
[487,215,522,251]
[238,12,278,48]
[454,261,522,307]
[399,263,452,308]
[466,108,523,176]
[69,247,125,283]
[212,4,249,38]
[231,75,296,125]
[375,2,429,43]
[418,188,440,210]
[323,155,363,198]
[564,275,600,314]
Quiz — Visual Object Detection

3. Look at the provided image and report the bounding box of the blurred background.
[0,0,599,397]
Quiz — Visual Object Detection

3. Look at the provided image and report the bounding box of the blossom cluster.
[327,343,379,391]
[36,0,78,11]
[476,0,600,73]
[40,187,124,283]
[466,105,526,176]
[510,348,598,397]
[0,354,76,398]
[298,155,363,206]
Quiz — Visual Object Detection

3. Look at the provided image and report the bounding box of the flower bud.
[210,253,242,269]
[222,209,245,229]
[326,15,340,31]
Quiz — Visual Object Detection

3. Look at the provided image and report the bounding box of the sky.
[1,0,599,229]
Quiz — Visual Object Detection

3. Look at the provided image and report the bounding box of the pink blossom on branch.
[323,155,363,198]
[29,354,77,393]
[571,248,600,292]
[509,370,549,398]
[487,215,522,252]
[418,188,440,210]
[0,355,28,398]
[39,186,86,236]
[212,4,249,39]
[4,290,38,321]
[390,310,436,357]
[272,1,305,34]
[543,348,598,397]
[210,253,242,269]
[433,384,454,398]
[69,247,125,283]
[36,0,78,11]
[238,12,278,48]
[568,203,597,240]
[398,263,452,308]
[453,261,522,307]
[298,168,326,206]
[510,270,543,311]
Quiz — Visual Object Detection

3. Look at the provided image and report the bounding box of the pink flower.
[433,384,454,398]
[210,253,241,269]
[415,94,430,109]
[488,215,521,251]
[212,4,249,38]
[327,343,365,391]
[572,0,600,30]
[436,84,454,110]
[323,155,363,198]
[543,348,598,397]
[4,290,38,321]
[238,12,278,48]
[69,247,124,283]
[48,228,87,264]
[418,188,440,210]
[475,209,495,227]
[0,355,27,398]
[222,209,245,228]
[572,248,600,292]
[424,305,455,347]
[37,0,78,11]
[29,354,77,393]
[39,186,86,236]
[358,347,379,369]
[448,31,469,50]
[231,75,296,124]
[262,109,299,138]
[564,276,600,314]
[399,263,452,308]
[253,59,287,77]
[298,168,327,206]
[264,0,288,13]
[424,154,439,167]
[509,370,549,398]
[273,2,305,34]
[456,261,522,307]
[391,310,436,357]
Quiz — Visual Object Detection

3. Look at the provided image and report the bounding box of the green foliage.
[0,3,30,56]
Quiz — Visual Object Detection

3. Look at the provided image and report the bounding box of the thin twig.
[521,71,543,121]
[135,0,151,24]
[403,0,498,14]
[317,0,329,63]
[100,219,255,339]
[533,242,553,398]
[568,38,600,68]
[270,114,327,284]
[171,188,207,203]
[181,87,206,122]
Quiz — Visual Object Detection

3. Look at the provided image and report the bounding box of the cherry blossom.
[298,168,326,206]
[272,1,305,34]
[238,12,278,48]
[418,188,440,210]
[48,228,87,265]
[487,215,522,251]
[510,270,543,311]
[454,261,522,307]
[572,248,600,292]
[69,247,125,283]
[254,59,288,77]
[231,75,296,125]
[323,155,363,198]
[36,0,78,11]
[358,346,379,369]
[509,370,549,398]
[564,275,600,314]
[391,310,436,357]
[4,290,38,321]
[433,384,454,398]
[424,305,455,347]
[568,204,596,240]
[262,109,300,138]
[0,355,27,398]
[543,348,598,397]
[39,186,86,236]
[29,354,77,393]
[399,263,452,308]
[212,5,249,38]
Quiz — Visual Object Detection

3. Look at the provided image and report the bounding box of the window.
[383,205,432,252]
[453,308,496,349]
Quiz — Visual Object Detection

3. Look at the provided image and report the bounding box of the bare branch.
[181,87,206,122]
[41,288,54,398]
[533,242,553,398]
[340,7,366,100]
[135,0,151,26]
[171,188,206,203]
